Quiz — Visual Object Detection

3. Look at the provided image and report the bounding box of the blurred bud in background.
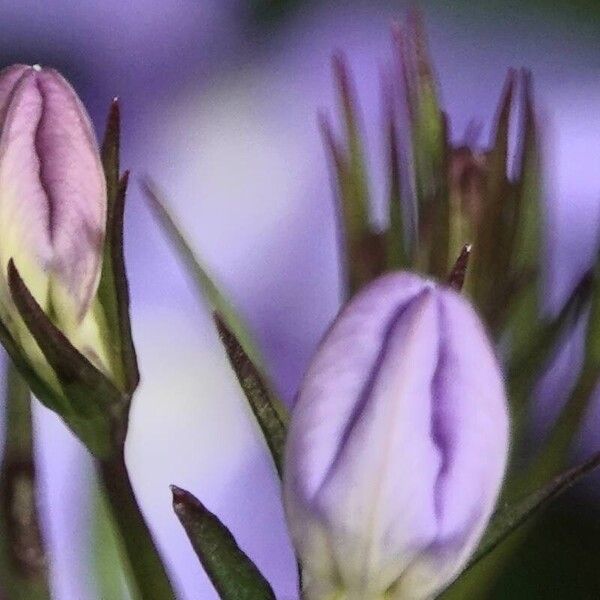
[284,272,508,600]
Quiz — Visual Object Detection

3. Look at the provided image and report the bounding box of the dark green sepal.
[101,98,120,213]
[109,171,139,394]
[8,260,126,458]
[171,485,276,600]
[214,314,288,477]
[0,317,58,415]
[98,99,139,395]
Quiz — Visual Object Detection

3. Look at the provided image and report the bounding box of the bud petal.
[0,64,106,330]
[284,273,509,600]
[0,64,107,379]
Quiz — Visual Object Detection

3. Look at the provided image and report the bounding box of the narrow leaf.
[0,364,51,600]
[8,260,124,457]
[142,181,262,367]
[214,314,288,477]
[465,449,600,571]
[171,486,276,600]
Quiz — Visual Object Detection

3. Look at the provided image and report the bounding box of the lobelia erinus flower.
[284,273,509,600]
[0,64,109,382]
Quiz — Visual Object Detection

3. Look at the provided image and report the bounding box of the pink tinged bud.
[0,64,106,334]
[283,273,509,600]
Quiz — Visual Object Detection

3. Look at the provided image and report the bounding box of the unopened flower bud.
[284,273,509,600]
[0,64,108,381]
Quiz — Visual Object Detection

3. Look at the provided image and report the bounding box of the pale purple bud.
[0,64,107,372]
[284,273,509,600]
[0,64,106,328]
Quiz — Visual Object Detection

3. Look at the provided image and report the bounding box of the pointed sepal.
[214,314,288,477]
[447,244,472,291]
[171,486,276,600]
[101,98,120,210]
[394,17,449,278]
[322,56,385,295]
[97,100,139,395]
[8,260,125,457]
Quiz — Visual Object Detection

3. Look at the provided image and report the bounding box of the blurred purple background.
[0,1,599,598]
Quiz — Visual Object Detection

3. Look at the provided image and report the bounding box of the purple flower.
[283,272,509,600]
[0,64,108,376]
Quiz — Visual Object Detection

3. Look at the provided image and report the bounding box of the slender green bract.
[214,314,288,477]
[99,100,139,395]
[8,260,124,458]
[171,486,276,600]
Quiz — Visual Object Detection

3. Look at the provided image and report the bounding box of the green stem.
[0,365,51,600]
[97,449,176,600]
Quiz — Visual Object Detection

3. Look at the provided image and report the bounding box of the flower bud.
[284,273,509,600]
[0,64,108,379]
